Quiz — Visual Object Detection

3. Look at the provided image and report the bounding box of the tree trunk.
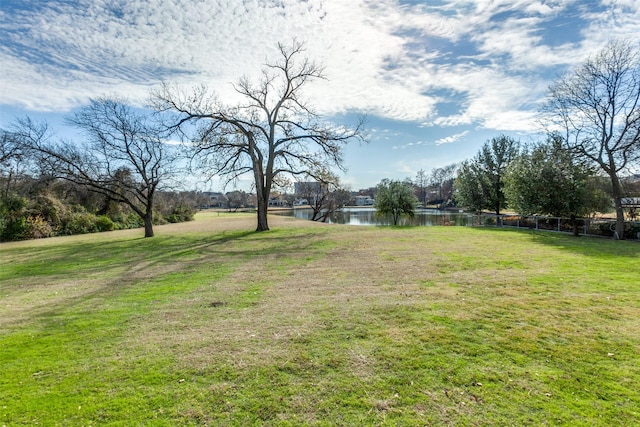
[256,198,269,232]
[609,169,625,240]
[143,211,154,238]
[495,179,501,216]
[613,197,625,240]
[255,178,270,232]
[251,144,270,232]
[571,214,579,237]
[318,200,334,223]
[3,171,12,198]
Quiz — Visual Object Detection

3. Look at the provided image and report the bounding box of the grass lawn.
[1,212,639,426]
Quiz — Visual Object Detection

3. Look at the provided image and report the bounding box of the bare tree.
[152,41,365,231]
[414,169,428,207]
[1,129,22,165]
[296,171,348,222]
[429,163,458,209]
[543,40,640,239]
[1,128,33,197]
[226,190,250,212]
[17,98,178,238]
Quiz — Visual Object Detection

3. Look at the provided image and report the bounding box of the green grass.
[1,215,639,426]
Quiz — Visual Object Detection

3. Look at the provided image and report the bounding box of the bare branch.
[18,99,178,237]
[151,40,366,231]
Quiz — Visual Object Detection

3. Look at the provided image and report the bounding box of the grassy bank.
[1,213,639,425]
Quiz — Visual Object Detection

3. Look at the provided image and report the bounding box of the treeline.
[2,41,366,238]
[417,40,640,239]
[1,98,192,241]
[407,133,638,216]
[374,132,638,233]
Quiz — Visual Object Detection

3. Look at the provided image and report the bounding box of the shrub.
[484,216,497,226]
[0,216,27,241]
[29,194,67,230]
[624,222,640,240]
[110,212,143,230]
[24,216,54,239]
[153,212,168,226]
[0,194,29,241]
[62,212,99,235]
[166,205,196,223]
[95,215,115,232]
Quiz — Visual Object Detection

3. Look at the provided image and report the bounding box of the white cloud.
[392,140,428,150]
[435,131,470,145]
[1,0,638,135]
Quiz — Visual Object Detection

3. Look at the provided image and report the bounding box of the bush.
[624,222,640,240]
[165,205,196,223]
[62,212,99,235]
[1,189,197,240]
[29,194,67,229]
[95,215,115,232]
[110,212,143,230]
[0,194,29,241]
[484,216,497,226]
[0,216,27,241]
[24,216,54,239]
[153,212,168,226]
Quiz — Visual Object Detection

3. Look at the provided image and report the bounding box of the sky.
[1,0,639,192]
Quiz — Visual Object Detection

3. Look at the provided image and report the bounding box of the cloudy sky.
[1,0,638,191]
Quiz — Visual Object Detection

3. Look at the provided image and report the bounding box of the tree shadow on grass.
[1,228,330,333]
[495,227,640,259]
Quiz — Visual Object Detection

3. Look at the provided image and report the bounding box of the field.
[1,212,639,426]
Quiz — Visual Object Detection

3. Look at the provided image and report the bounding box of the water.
[274,207,474,226]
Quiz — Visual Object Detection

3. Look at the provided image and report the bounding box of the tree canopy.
[374,179,418,225]
[455,135,519,215]
[504,134,611,218]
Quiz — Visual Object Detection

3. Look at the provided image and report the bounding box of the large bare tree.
[16,98,177,238]
[152,41,365,231]
[544,40,640,239]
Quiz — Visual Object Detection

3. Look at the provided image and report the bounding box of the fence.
[469,213,640,240]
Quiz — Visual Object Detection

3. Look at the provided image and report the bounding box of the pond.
[272,207,475,226]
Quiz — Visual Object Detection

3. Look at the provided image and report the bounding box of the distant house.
[295,181,323,195]
[268,196,287,207]
[621,197,640,207]
[354,195,374,206]
[201,192,228,208]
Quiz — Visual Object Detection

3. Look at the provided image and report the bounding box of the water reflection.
[274,207,474,226]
